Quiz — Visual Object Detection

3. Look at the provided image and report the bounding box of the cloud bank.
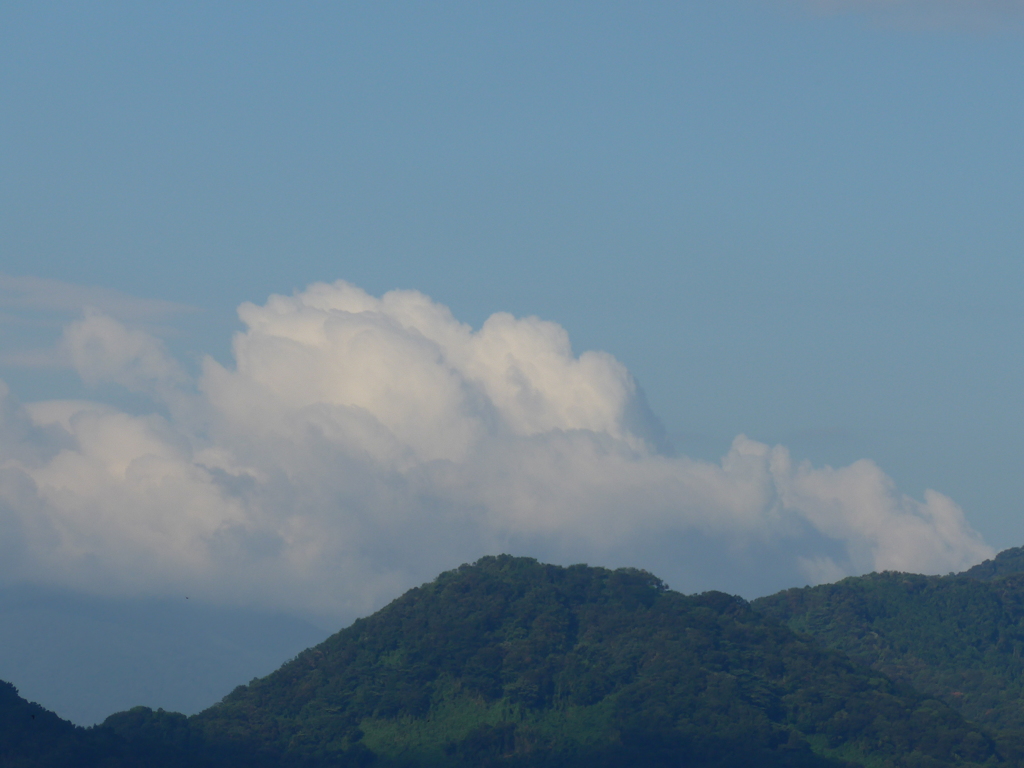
[0,281,993,620]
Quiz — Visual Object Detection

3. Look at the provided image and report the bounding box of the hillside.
[180,555,1002,767]
[5,555,1020,767]
[0,680,143,768]
[0,680,251,768]
[0,680,94,768]
[753,548,1024,734]
[961,547,1024,582]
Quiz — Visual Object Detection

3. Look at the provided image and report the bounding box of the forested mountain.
[174,552,999,768]
[0,680,96,768]
[753,547,1024,734]
[961,547,1024,582]
[125,557,1009,767]
[7,554,1024,767]
[0,681,158,768]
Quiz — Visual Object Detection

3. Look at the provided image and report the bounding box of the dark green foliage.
[187,556,1001,767]
[0,681,255,768]
[0,682,168,768]
[962,547,1024,582]
[0,680,98,768]
[752,560,1024,735]
[7,555,1022,767]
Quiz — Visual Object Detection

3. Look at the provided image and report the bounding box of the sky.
[1,0,1023,724]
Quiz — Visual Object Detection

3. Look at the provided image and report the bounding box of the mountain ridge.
[753,546,1024,734]
[8,552,1024,766]
[141,556,1013,766]
[961,546,1024,582]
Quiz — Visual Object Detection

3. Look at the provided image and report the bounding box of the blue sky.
[1,0,1023,722]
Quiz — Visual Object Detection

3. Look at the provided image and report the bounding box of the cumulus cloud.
[59,310,190,394]
[0,281,993,620]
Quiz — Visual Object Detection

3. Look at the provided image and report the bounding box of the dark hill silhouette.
[0,680,92,767]
[0,680,139,767]
[4,555,1022,767]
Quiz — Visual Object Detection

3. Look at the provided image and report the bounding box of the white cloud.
[0,281,994,620]
[59,310,189,394]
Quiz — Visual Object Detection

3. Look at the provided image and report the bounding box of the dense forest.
[7,552,1024,767]
[754,546,1024,734]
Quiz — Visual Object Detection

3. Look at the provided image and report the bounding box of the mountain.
[5,555,1020,767]
[0,680,93,768]
[177,555,1003,767]
[0,679,250,768]
[0,680,140,768]
[961,547,1024,582]
[753,547,1024,735]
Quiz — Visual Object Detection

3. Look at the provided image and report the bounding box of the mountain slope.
[8,554,1020,767]
[0,680,90,768]
[962,546,1024,582]
[752,549,1024,734]
[0,680,141,768]
[184,555,1003,768]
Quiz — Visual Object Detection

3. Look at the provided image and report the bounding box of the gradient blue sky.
[5,1,1021,541]
[1,0,1023,721]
